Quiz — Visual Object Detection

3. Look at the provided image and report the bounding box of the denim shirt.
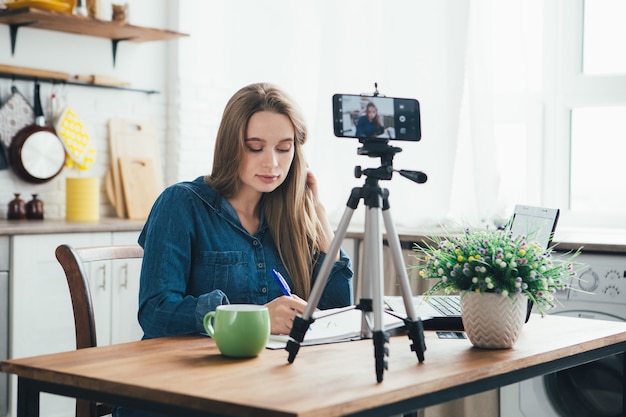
[137,176,354,339]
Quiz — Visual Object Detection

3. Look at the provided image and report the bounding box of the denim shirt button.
[261,287,267,294]
[257,262,263,269]
[252,240,258,246]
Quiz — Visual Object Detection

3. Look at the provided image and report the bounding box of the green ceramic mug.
[203,304,270,358]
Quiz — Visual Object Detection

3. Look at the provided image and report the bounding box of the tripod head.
[355,138,427,184]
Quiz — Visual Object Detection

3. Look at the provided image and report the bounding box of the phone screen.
[332,94,421,141]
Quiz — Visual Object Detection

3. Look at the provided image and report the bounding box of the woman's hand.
[305,169,321,200]
[265,295,308,335]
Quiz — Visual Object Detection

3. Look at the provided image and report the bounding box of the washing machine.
[500,251,626,417]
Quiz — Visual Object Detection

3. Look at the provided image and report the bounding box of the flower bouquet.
[412,224,584,316]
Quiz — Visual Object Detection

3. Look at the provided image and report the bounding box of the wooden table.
[2,314,626,417]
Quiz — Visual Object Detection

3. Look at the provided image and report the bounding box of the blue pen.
[271,269,292,297]
[271,269,312,331]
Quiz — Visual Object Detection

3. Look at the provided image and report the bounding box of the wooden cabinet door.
[11,232,110,417]
[11,233,110,357]
[110,231,143,344]
[87,259,113,346]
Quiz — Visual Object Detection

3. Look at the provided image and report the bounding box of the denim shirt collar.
[184,176,268,237]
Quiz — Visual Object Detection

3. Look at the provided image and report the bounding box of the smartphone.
[332,93,421,141]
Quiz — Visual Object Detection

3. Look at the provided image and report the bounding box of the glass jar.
[26,194,44,220]
[7,193,26,220]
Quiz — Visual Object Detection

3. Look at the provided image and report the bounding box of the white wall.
[174,0,470,231]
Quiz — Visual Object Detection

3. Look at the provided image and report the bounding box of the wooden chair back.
[55,244,144,417]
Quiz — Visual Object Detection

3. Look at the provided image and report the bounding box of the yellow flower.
[457,255,464,262]
[519,249,526,256]
[468,256,475,262]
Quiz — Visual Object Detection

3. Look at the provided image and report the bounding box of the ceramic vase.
[7,193,26,220]
[26,194,44,220]
[461,291,527,349]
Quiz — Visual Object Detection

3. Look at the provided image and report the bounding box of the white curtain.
[175,0,472,230]
[450,0,545,228]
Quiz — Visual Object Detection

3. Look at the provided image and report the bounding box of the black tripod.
[285,138,427,382]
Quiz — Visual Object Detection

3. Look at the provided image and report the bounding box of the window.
[544,0,626,227]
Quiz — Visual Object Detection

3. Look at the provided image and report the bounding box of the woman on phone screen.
[355,101,385,138]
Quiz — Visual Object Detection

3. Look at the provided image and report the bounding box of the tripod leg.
[382,208,426,363]
[286,200,357,363]
[359,208,375,338]
[373,330,390,383]
[362,202,389,382]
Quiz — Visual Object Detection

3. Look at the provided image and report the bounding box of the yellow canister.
[66,177,100,221]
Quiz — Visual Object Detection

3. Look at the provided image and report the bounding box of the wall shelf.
[0,71,160,94]
[0,7,188,65]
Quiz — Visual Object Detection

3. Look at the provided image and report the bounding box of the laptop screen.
[510,205,560,249]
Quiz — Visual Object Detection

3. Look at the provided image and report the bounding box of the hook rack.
[0,72,159,95]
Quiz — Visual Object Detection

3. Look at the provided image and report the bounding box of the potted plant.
[411,224,584,348]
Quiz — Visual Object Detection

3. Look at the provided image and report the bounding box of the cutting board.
[109,118,163,218]
[118,157,160,220]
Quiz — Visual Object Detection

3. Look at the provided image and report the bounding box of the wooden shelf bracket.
[111,37,135,67]
[9,20,36,55]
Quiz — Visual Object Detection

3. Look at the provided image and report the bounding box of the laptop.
[385,205,560,330]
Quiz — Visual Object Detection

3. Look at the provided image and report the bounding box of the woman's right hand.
[265,295,308,335]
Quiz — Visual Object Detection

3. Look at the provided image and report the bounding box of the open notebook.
[266,306,405,349]
[385,205,560,330]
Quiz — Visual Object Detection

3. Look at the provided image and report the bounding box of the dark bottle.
[26,194,44,220]
[8,193,26,220]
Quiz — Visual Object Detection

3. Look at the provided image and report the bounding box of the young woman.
[113,83,353,417]
[136,82,353,340]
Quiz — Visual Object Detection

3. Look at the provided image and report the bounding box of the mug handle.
[203,311,216,337]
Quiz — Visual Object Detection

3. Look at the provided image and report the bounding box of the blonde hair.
[206,83,321,298]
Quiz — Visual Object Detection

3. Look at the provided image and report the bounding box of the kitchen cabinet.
[8,230,142,417]
[0,237,8,417]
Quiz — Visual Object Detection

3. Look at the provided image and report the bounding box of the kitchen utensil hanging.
[0,84,35,171]
[54,84,95,171]
[9,81,66,183]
